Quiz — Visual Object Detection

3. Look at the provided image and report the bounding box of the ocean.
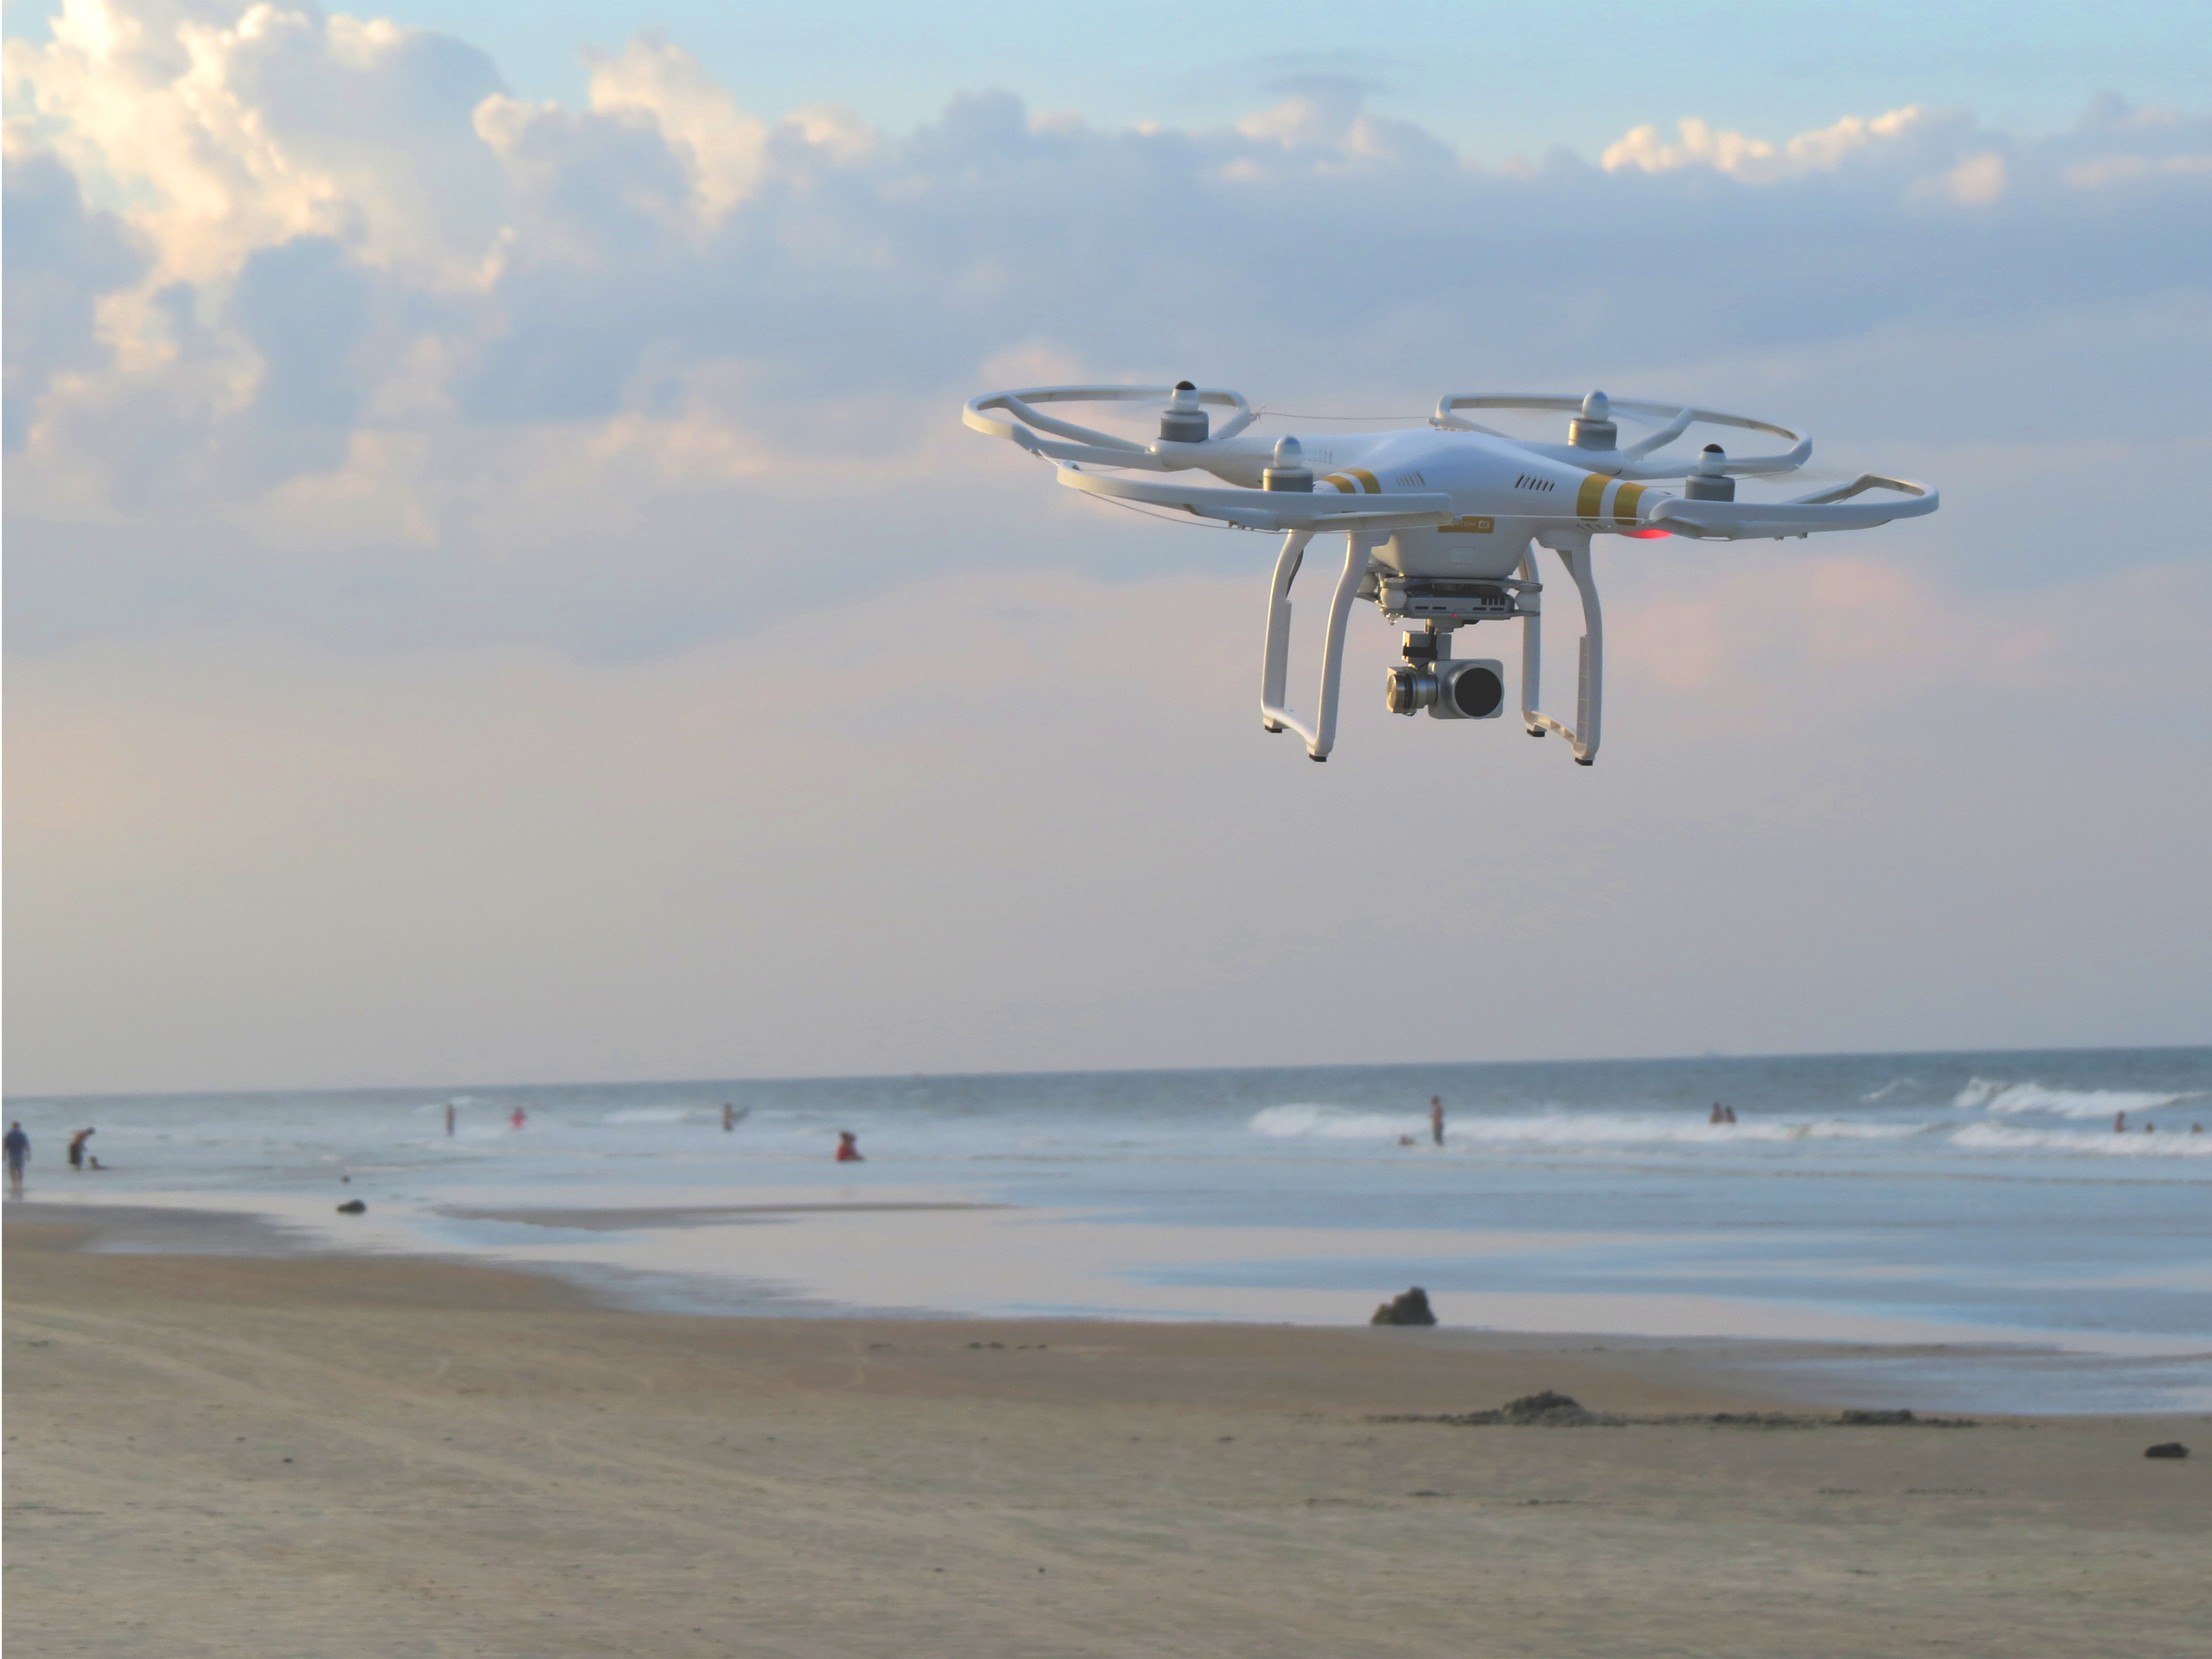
[9,1047,2208,1411]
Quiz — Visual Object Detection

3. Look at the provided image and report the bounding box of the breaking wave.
[1950,1122,2212,1156]
[1954,1078,2201,1119]
[1250,1105,1427,1139]
[600,1106,698,1124]
[1249,1105,1926,1146]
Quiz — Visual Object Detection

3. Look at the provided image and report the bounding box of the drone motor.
[1567,389,1619,452]
[1158,381,1210,444]
[1682,445,1738,502]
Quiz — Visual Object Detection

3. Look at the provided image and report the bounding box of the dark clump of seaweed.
[1372,1393,1977,1429]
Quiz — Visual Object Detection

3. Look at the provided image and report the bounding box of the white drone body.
[963,383,1938,764]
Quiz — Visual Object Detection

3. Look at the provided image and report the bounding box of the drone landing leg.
[1260,531,1312,734]
[1520,535,1603,766]
[1258,530,1369,761]
[1519,545,1543,737]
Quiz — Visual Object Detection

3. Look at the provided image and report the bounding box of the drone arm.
[1644,474,1938,535]
[1058,465,1452,531]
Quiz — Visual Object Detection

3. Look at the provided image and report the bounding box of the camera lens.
[1451,665,1504,717]
[1384,666,1435,715]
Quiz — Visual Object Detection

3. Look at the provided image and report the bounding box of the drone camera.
[1385,658,1506,720]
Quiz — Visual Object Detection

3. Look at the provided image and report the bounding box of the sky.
[3,0,2208,1095]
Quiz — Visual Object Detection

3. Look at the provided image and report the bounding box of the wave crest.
[1250,1105,1426,1139]
[1950,1122,2212,1156]
[1954,1077,2200,1119]
[1249,1106,1927,1147]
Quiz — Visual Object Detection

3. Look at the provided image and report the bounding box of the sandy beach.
[5,1211,2205,1658]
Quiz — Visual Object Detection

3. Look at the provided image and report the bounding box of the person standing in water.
[1429,1096,1445,1147]
[510,1106,528,1130]
[5,1123,29,1197]
[67,1128,94,1169]
[835,1130,863,1163]
[444,1103,457,1138]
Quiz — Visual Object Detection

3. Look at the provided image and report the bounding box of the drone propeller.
[1435,391,1813,479]
[965,383,1260,468]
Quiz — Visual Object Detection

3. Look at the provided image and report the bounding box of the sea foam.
[1950,1122,2212,1156]
[1954,1077,2201,1119]
[1249,1105,1926,1147]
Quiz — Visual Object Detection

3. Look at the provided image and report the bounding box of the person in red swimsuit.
[835,1131,863,1163]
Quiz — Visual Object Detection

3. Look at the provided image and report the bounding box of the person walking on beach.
[835,1130,864,1163]
[5,1123,29,1197]
[1429,1096,1445,1147]
[67,1128,94,1170]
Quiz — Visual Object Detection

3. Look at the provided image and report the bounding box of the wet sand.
[5,1214,2205,1657]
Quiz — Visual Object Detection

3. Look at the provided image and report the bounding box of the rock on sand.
[1370,1287,1437,1326]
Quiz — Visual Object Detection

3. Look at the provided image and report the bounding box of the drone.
[963,382,1938,764]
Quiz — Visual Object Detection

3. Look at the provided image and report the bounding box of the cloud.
[3,0,509,285]
[1600,106,1956,182]
[3,4,2208,1089]
[2,4,2203,663]
[1,134,148,448]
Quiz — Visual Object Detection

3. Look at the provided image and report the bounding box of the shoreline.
[12,1199,2209,1417]
[7,1214,2205,1657]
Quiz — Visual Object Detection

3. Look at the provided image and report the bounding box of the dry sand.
[5,1214,2205,1657]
